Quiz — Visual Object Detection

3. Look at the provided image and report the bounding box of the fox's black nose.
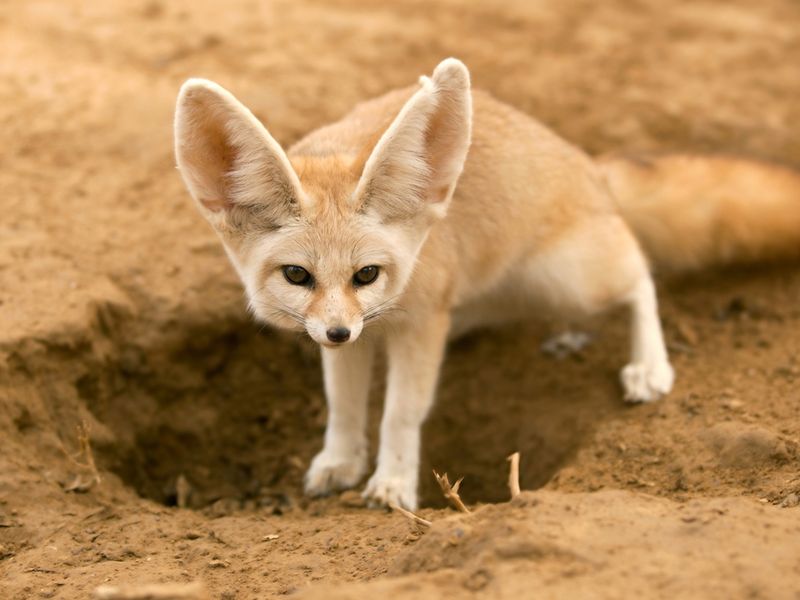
[326,327,351,343]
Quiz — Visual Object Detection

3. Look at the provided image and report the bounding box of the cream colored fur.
[174,59,799,510]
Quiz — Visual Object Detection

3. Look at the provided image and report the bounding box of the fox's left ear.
[174,79,304,232]
[354,58,472,221]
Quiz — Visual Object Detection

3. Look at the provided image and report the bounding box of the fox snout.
[304,289,365,347]
[307,317,363,347]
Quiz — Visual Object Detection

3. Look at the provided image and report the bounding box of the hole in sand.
[81,317,628,509]
[81,322,324,511]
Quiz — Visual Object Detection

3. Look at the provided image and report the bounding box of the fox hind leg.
[525,216,674,402]
[621,275,674,402]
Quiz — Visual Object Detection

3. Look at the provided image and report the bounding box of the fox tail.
[599,153,800,273]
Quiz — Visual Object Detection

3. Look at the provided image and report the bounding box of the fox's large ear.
[353,58,472,221]
[174,79,304,231]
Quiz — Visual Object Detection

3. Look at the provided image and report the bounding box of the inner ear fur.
[354,58,473,221]
[174,79,304,230]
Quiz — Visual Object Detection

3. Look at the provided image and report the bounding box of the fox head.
[174,59,472,346]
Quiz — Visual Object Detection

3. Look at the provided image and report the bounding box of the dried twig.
[175,474,192,509]
[60,421,102,492]
[388,502,432,528]
[433,470,471,513]
[507,452,521,499]
[78,423,100,483]
[94,581,207,600]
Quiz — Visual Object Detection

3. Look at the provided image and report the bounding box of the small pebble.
[339,490,366,508]
[207,559,228,569]
[721,399,744,410]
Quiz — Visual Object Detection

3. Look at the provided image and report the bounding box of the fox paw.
[304,449,367,497]
[621,361,674,403]
[363,471,418,511]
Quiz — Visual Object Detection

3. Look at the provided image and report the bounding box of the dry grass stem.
[60,421,102,492]
[94,581,207,600]
[433,470,471,513]
[507,452,521,499]
[175,474,192,509]
[389,502,432,528]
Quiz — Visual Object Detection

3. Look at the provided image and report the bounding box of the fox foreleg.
[305,341,375,496]
[363,311,450,510]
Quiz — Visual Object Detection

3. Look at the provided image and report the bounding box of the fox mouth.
[319,341,348,348]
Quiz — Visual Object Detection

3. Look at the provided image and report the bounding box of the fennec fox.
[174,59,800,510]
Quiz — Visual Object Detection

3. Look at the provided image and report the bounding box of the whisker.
[253,298,308,328]
[363,294,407,324]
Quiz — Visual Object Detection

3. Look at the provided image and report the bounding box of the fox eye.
[282,265,313,286]
[353,265,379,286]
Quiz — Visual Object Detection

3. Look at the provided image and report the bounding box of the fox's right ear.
[174,79,304,231]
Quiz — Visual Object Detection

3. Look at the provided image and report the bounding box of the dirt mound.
[2,0,800,598]
[301,491,800,599]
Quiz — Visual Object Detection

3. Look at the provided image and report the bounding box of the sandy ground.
[1,0,800,598]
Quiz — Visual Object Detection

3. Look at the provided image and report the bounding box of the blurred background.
[4,0,799,332]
